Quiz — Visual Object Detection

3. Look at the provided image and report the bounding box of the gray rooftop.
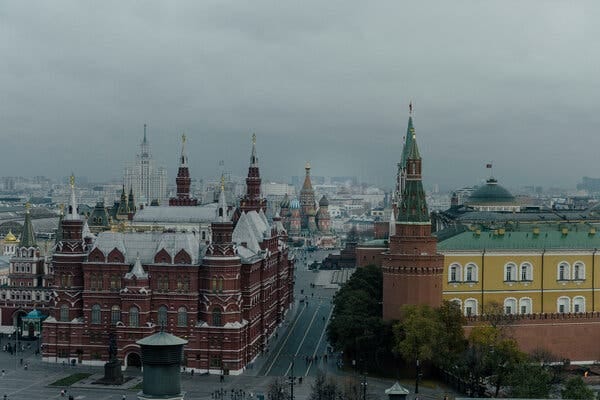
[133,204,218,223]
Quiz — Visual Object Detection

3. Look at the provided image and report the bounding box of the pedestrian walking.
[122,394,127,400]
[191,369,194,377]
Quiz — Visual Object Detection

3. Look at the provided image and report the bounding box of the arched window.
[449,263,461,282]
[573,262,585,280]
[465,263,477,282]
[90,274,97,290]
[218,277,224,293]
[520,263,532,281]
[519,298,532,314]
[464,298,478,316]
[558,262,570,281]
[60,304,69,322]
[504,263,516,282]
[212,308,222,327]
[557,296,570,313]
[158,305,168,327]
[129,306,139,327]
[573,296,585,313]
[212,277,218,293]
[91,304,101,324]
[177,307,187,327]
[504,298,517,315]
[111,305,121,324]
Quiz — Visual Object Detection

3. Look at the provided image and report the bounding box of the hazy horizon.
[2,1,599,192]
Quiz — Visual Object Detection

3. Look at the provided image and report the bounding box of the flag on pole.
[486,163,493,169]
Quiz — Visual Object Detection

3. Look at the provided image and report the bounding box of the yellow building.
[438,226,600,316]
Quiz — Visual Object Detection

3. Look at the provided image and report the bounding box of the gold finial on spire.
[59,203,65,215]
[409,101,413,115]
[25,202,31,211]
[252,133,256,145]
[220,174,225,191]
[305,161,311,170]
[70,174,75,188]
[182,133,186,144]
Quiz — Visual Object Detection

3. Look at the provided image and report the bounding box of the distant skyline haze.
[1,1,598,191]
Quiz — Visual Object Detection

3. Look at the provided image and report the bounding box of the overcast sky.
[1,1,598,191]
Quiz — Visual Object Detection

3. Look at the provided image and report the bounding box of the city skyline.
[1,2,599,190]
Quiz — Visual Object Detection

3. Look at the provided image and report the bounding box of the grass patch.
[130,381,143,391]
[50,373,93,387]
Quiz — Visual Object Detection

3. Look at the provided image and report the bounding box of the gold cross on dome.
[182,133,186,143]
[252,133,256,145]
[69,174,75,187]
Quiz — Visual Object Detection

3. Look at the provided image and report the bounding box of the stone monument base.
[96,359,123,385]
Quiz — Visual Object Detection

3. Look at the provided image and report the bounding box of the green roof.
[399,116,415,168]
[136,331,188,347]
[20,208,36,248]
[466,178,516,205]
[438,230,600,251]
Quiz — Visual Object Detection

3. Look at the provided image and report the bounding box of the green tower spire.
[20,203,37,248]
[399,116,415,169]
[397,120,429,223]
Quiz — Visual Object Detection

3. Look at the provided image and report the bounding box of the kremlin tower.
[382,108,444,320]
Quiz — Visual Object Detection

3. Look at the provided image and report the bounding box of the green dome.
[466,178,516,205]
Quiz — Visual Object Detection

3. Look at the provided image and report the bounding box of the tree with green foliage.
[562,376,595,400]
[466,325,525,397]
[327,265,393,372]
[393,304,439,364]
[432,301,466,369]
[508,363,553,399]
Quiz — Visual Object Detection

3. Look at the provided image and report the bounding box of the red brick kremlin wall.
[464,313,600,363]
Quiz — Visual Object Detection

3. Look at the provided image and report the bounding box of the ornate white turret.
[389,208,396,237]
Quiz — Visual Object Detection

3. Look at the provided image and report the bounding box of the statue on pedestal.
[101,332,123,384]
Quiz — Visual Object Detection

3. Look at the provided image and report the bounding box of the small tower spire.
[250,133,258,166]
[20,202,37,247]
[143,123,147,144]
[217,175,229,222]
[66,174,80,221]
[180,133,187,166]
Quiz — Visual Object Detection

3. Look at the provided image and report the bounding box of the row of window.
[75,304,225,327]
[12,263,32,273]
[451,296,587,316]
[0,291,49,301]
[448,261,587,283]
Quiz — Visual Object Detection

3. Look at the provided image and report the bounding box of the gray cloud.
[1,1,598,191]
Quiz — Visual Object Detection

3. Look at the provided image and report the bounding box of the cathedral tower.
[382,113,444,320]
[300,162,317,232]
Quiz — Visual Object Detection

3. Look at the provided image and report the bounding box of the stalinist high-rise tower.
[123,124,168,206]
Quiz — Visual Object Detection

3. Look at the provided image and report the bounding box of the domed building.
[2,230,19,256]
[464,177,520,212]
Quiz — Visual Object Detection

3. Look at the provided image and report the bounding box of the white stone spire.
[65,174,81,221]
[217,175,230,222]
[389,208,396,237]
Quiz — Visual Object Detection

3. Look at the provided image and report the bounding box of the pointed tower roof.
[142,123,148,144]
[65,174,81,221]
[302,162,313,192]
[400,104,416,169]
[397,122,429,224]
[389,208,396,237]
[20,203,36,248]
[180,133,188,166]
[250,133,258,167]
[217,175,230,223]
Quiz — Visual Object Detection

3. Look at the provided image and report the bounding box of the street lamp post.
[289,359,295,400]
[415,359,420,394]
[361,374,368,400]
